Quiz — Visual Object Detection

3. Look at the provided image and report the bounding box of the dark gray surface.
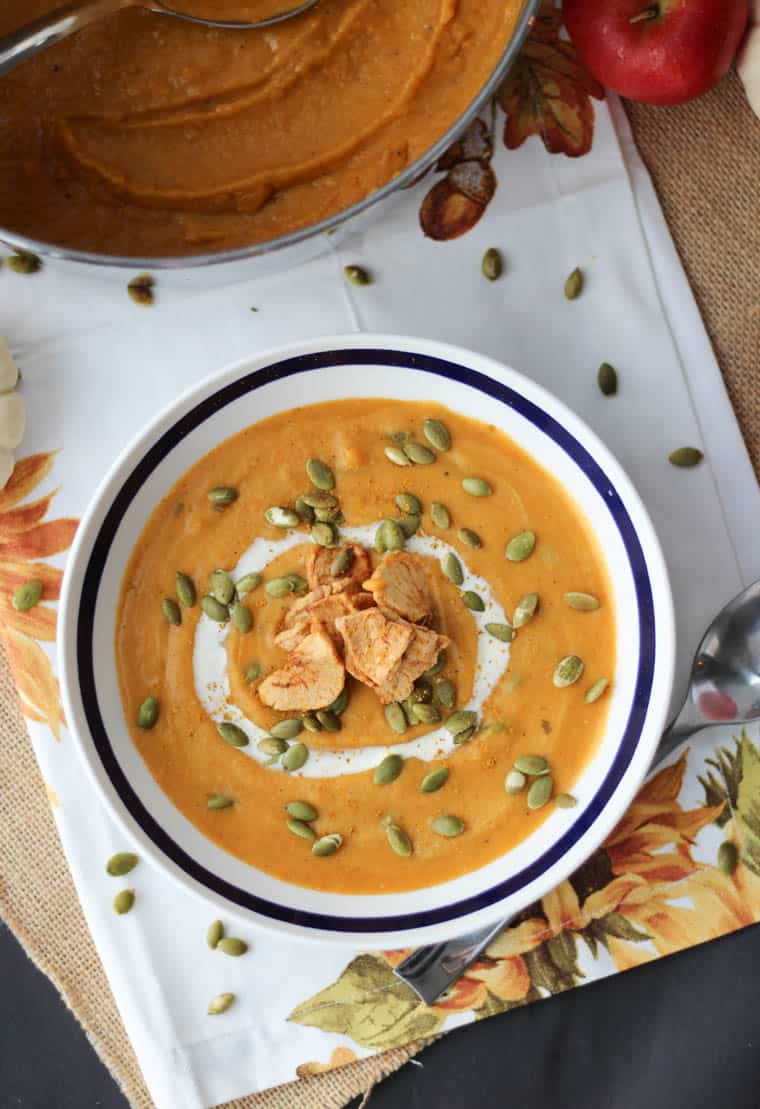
[2,917,759,1108]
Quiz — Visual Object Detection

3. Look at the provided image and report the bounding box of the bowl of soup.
[0,0,537,273]
[58,335,675,946]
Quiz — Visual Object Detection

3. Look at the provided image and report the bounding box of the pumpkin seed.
[506,530,535,562]
[295,492,316,522]
[556,793,578,809]
[403,441,436,465]
[306,458,335,490]
[344,264,371,286]
[553,655,584,687]
[381,519,405,551]
[330,548,354,577]
[411,702,441,724]
[504,769,526,795]
[302,713,322,732]
[209,570,234,605]
[113,889,135,915]
[312,833,342,857]
[265,577,294,598]
[481,247,503,281]
[424,651,447,678]
[420,767,449,793]
[387,824,413,857]
[286,800,317,821]
[423,418,451,452]
[231,601,252,633]
[316,710,341,732]
[374,525,387,555]
[270,718,303,740]
[200,595,230,622]
[431,502,450,529]
[669,446,704,468]
[435,678,456,709]
[207,795,233,810]
[458,527,482,548]
[514,754,549,776]
[452,725,476,746]
[282,742,308,772]
[218,722,249,748]
[312,521,337,547]
[8,250,42,276]
[314,504,342,524]
[301,490,338,510]
[598,362,618,396]
[485,622,514,642]
[161,597,181,626]
[395,514,420,538]
[385,444,412,467]
[718,840,739,876]
[585,677,610,703]
[218,937,248,957]
[137,696,158,730]
[462,477,492,497]
[410,679,433,704]
[462,590,485,612]
[265,506,299,528]
[126,272,152,304]
[106,852,139,877]
[564,267,583,300]
[432,814,464,838]
[258,736,288,756]
[207,486,238,508]
[175,572,197,607]
[287,818,317,841]
[12,580,42,612]
[286,573,308,593]
[396,492,422,515]
[527,775,553,809]
[384,703,407,735]
[208,993,235,1015]
[244,662,262,684]
[443,552,464,585]
[326,687,348,715]
[234,572,260,596]
[513,592,539,627]
[206,920,224,948]
[446,709,478,736]
[564,592,600,612]
[374,753,405,784]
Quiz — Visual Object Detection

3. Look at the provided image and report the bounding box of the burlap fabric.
[0,73,757,1109]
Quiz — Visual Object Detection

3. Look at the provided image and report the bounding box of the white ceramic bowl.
[58,334,675,948]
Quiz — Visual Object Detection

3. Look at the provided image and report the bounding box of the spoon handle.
[0,0,132,77]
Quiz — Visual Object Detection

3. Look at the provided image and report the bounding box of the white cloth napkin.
[1,92,758,1109]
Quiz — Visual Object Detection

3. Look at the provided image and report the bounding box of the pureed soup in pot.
[116,400,615,894]
[0,0,521,257]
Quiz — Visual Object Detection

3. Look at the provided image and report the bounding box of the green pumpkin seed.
[106,852,139,877]
[265,506,300,528]
[161,598,181,626]
[385,444,411,467]
[446,709,478,736]
[514,754,549,776]
[265,577,294,598]
[209,570,235,605]
[374,524,387,555]
[718,840,739,876]
[207,795,234,810]
[208,992,235,1015]
[286,800,317,822]
[258,736,288,756]
[410,679,433,704]
[270,718,303,740]
[381,519,405,551]
[287,818,317,841]
[12,580,43,612]
[553,655,584,688]
[137,696,158,730]
[435,678,456,709]
[383,704,407,736]
[387,824,413,857]
[423,650,447,678]
[218,937,248,957]
[200,595,230,622]
[326,687,348,715]
[231,601,252,633]
[302,713,322,732]
[423,418,451,452]
[306,458,335,490]
[462,590,484,612]
[432,814,464,838]
[344,264,371,286]
[513,592,539,627]
[374,753,405,784]
[283,574,307,595]
[443,552,464,585]
[564,267,583,300]
[556,793,578,809]
[175,572,197,607]
[394,513,420,538]
[207,486,238,508]
[420,767,449,793]
[527,775,554,810]
[564,592,600,612]
[316,710,341,732]
[235,572,261,596]
[312,833,342,857]
[598,362,618,396]
[506,531,535,562]
[330,548,354,577]
[585,677,610,704]
[314,504,342,524]
[669,446,704,468]
[462,477,492,497]
[485,622,514,643]
[113,889,135,915]
[481,247,503,281]
[295,495,316,523]
[282,742,308,772]
[8,250,42,276]
[244,662,262,684]
[396,492,422,515]
[403,441,436,465]
[430,502,450,529]
[301,491,338,510]
[505,769,526,795]
[411,702,441,724]
[458,527,482,549]
[312,521,337,547]
[206,920,224,948]
[218,722,249,748]
[452,725,476,746]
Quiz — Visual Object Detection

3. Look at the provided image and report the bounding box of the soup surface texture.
[0,0,520,256]
[116,399,615,894]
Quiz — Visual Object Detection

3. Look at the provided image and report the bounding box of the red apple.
[563,0,749,105]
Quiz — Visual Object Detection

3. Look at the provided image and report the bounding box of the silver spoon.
[0,0,319,77]
[396,578,760,1005]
